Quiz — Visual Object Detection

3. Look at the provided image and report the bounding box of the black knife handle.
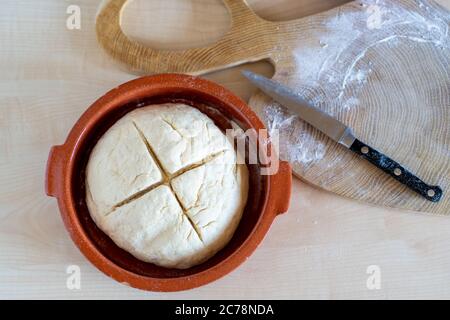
[349,139,442,202]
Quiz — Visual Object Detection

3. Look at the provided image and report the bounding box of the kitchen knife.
[242,70,442,202]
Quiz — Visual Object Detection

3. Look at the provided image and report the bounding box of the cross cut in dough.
[86,104,248,269]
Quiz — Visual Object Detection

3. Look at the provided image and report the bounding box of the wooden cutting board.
[96,0,450,215]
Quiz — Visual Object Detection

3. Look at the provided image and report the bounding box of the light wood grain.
[97,0,450,215]
[1,0,450,299]
[120,0,350,49]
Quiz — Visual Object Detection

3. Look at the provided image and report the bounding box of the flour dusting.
[266,103,326,165]
[262,0,450,172]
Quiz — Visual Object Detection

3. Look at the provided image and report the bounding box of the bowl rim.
[46,74,292,291]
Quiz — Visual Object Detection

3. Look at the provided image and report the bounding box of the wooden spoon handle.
[96,0,278,75]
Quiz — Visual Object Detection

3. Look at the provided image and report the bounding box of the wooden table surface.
[1,0,450,299]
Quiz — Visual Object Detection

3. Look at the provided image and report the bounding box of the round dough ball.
[86,103,248,269]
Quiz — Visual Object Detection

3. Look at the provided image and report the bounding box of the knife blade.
[242,70,443,203]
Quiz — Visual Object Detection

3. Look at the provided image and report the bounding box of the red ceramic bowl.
[45,74,292,292]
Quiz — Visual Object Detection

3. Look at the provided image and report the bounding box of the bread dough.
[86,116,163,215]
[86,103,248,269]
[131,104,227,174]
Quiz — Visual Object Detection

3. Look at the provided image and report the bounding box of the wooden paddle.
[96,0,450,215]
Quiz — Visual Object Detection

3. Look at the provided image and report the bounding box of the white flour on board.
[263,0,450,172]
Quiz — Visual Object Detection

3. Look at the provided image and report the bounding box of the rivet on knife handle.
[349,139,443,202]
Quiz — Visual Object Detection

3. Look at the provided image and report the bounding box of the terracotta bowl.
[45,74,292,292]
